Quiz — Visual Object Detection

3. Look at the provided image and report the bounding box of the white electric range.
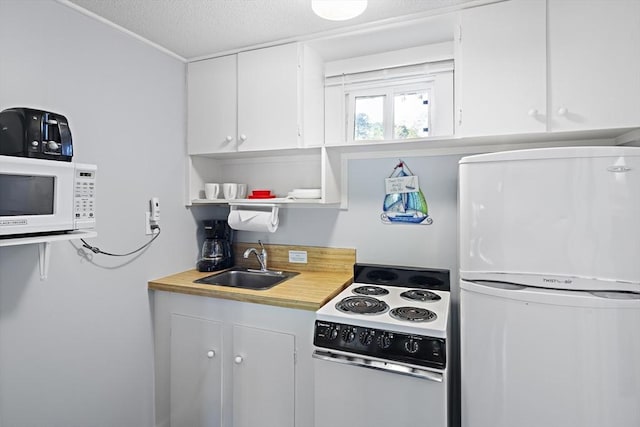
[313,263,451,427]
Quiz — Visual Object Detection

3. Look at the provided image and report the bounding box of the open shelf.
[190,198,334,207]
[0,230,98,280]
[0,229,97,248]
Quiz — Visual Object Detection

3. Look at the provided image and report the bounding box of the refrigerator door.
[459,146,640,291]
[460,279,640,427]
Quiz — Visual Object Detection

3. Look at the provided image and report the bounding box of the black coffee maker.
[197,220,233,272]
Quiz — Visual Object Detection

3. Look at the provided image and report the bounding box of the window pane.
[394,90,429,139]
[354,95,385,141]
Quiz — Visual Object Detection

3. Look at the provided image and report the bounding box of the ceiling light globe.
[312,0,368,21]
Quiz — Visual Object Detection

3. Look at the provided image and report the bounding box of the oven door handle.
[312,350,443,382]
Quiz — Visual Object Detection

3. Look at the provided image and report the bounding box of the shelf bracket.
[38,241,51,280]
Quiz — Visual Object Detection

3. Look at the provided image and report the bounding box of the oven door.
[313,350,447,427]
[0,156,74,236]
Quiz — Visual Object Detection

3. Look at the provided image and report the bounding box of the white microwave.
[0,155,96,237]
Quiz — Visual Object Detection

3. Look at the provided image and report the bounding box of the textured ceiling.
[65,0,478,60]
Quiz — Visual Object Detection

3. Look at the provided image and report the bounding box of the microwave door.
[0,156,75,235]
[0,174,55,216]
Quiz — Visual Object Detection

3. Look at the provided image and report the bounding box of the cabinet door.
[548,0,640,131]
[170,314,223,427]
[188,55,238,154]
[232,325,295,427]
[237,43,300,151]
[457,0,546,136]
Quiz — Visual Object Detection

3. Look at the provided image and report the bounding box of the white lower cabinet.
[168,315,295,427]
[170,315,223,427]
[232,325,294,427]
[154,292,315,427]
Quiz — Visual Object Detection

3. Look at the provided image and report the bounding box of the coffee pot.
[197,220,233,272]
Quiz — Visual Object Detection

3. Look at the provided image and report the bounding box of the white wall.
[0,2,464,426]
[0,1,196,426]
[202,153,464,427]
[210,155,462,274]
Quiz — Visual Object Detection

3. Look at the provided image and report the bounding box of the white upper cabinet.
[238,43,316,151]
[456,0,547,137]
[237,44,299,151]
[188,55,238,154]
[187,43,323,155]
[457,0,640,137]
[547,0,640,132]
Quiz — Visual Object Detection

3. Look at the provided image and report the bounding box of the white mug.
[237,183,248,199]
[223,183,238,199]
[205,183,220,199]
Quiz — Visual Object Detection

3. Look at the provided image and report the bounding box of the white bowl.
[288,188,321,199]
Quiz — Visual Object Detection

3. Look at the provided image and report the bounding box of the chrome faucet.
[243,240,268,271]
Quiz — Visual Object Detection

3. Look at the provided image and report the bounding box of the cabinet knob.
[207,350,216,358]
[557,107,568,116]
[239,134,247,142]
[528,108,538,117]
[234,355,243,364]
[225,136,233,143]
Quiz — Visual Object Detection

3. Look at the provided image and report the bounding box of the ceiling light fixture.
[312,0,368,21]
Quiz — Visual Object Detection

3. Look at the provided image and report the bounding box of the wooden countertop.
[148,268,353,311]
[148,243,356,311]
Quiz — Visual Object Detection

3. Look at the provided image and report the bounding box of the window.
[354,95,385,140]
[394,89,430,139]
[324,59,454,145]
[346,81,432,142]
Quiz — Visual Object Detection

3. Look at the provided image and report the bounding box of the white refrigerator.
[459,146,640,427]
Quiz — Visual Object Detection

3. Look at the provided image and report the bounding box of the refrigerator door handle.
[472,280,527,291]
[462,279,640,307]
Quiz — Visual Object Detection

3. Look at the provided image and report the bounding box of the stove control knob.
[377,332,393,349]
[341,327,356,343]
[404,338,420,354]
[358,330,374,346]
[325,325,339,341]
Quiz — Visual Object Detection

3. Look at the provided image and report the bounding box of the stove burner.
[336,296,389,315]
[400,289,441,302]
[352,286,389,296]
[389,306,437,322]
[365,269,399,283]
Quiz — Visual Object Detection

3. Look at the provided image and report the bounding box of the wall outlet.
[145,197,160,235]
[145,212,153,235]
[288,250,308,263]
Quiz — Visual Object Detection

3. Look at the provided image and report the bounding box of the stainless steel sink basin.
[194,267,299,290]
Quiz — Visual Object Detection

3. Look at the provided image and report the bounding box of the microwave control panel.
[73,163,97,229]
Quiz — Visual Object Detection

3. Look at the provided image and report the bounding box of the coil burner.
[335,296,389,315]
[400,289,441,302]
[389,306,437,322]
[352,285,390,296]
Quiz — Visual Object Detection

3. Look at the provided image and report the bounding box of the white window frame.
[345,77,434,143]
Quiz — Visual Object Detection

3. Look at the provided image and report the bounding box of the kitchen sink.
[194,267,299,290]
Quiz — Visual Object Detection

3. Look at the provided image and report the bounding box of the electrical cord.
[80,226,161,257]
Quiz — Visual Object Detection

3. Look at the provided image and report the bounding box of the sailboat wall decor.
[381,160,433,225]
